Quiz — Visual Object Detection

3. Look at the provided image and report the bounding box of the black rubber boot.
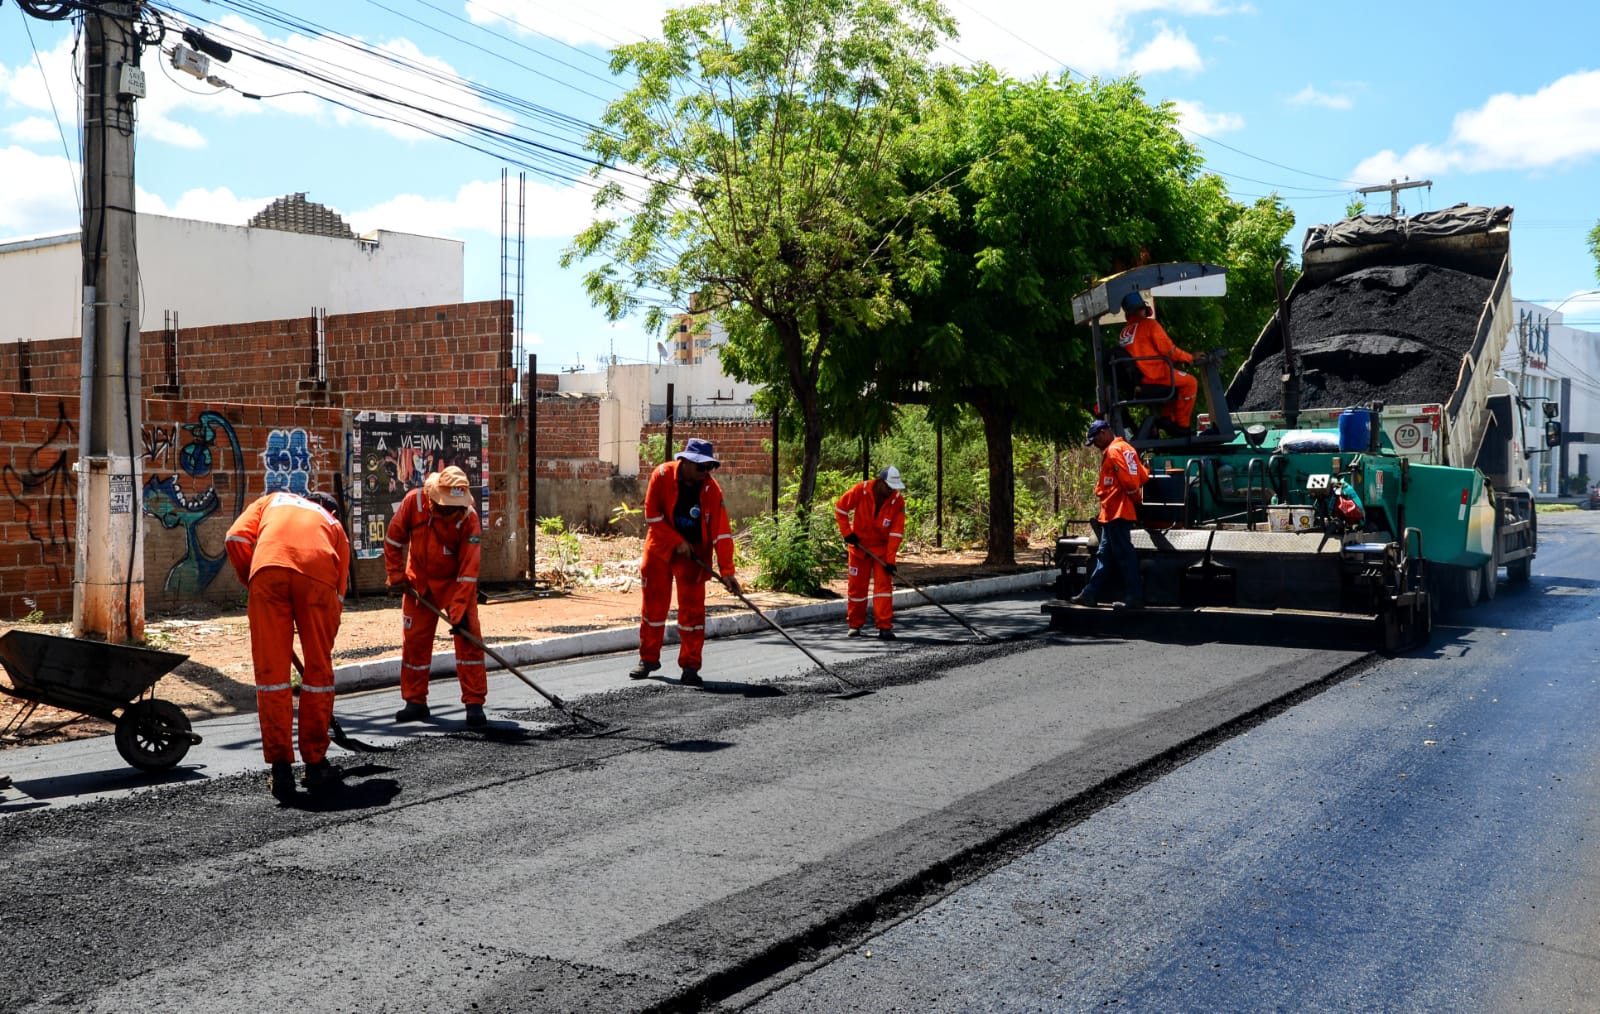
[394,700,431,723]
[268,761,296,801]
[878,629,897,640]
[679,668,703,687]
[464,704,487,727]
[302,759,340,791]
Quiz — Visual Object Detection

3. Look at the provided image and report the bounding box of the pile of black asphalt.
[0,623,1373,1013]
[1229,262,1494,412]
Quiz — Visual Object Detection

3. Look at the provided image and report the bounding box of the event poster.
[349,411,489,558]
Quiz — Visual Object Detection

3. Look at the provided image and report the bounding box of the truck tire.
[1479,559,1497,602]
[1435,564,1480,611]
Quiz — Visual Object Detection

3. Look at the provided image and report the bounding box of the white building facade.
[1503,299,1600,496]
[0,194,462,343]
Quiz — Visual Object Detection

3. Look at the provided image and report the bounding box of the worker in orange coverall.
[1119,290,1199,434]
[225,490,350,801]
[384,466,488,727]
[1070,419,1150,610]
[628,438,739,687]
[835,465,908,640]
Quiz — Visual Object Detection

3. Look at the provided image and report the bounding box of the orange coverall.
[1096,436,1150,523]
[639,460,736,669]
[225,493,350,767]
[383,488,487,706]
[1119,315,1198,428]
[834,481,906,631]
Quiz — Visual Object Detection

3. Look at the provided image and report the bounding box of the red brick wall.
[638,419,773,475]
[0,393,78,619]
[0,300,515,416]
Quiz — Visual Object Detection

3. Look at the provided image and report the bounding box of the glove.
[721,575,742,595]
[385,579,407,597]
[448,618,468,637]
[844,533,861,547]
[882,562,897,576]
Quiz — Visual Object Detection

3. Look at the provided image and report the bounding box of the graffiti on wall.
[1,401,77,577]
[349,411,488,558]
[262,428,313,494]
[142,410,245,594]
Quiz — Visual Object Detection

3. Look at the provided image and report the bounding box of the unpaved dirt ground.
[1,535,1052,750]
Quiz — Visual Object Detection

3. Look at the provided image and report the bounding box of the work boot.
[627,659,662,680]
[847,627,863,638]
[878,628,897,640]
[268,761,295,802]
[464,704,487,727]
[1068,591,1099,607]
[1117,598,1146,611]
[394,700,431,723]
[679,668,704,687]
[302,759,340,792]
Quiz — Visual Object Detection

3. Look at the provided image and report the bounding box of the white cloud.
[465,0,670,48]
[466,0,1233,79]
[348,176,608,240]
[1352,69,1600,182]
[5,117,64,144]
[0,145,78,234]
[136,186,267,225]
[1168,99,1243,135]
[1288,84,1353,110]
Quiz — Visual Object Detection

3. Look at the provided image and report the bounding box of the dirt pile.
[1230,262,1493,412]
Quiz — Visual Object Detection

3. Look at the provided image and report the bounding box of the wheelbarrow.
[0,629,202,772]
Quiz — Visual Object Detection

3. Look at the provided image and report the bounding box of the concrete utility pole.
[1356,177,1433,217]
[74,2,147,642]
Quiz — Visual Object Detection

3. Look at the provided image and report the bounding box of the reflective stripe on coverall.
[1119,316,1198,428]
[834,480,906,631]
[639,460,735,668]
[224,492,349,766]
[383,488,487,705]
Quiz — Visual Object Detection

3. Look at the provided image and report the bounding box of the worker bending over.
[835,466,908,639]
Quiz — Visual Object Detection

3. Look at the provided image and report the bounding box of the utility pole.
[74,2,148,643]
[1356,177,1433,217]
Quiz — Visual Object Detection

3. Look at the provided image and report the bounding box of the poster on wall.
[349,411,490,558]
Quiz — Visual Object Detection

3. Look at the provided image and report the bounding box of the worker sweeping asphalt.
[835,466,907,639]
[629,438,740,687]
[384,466,489,726]
[224,489,350,801]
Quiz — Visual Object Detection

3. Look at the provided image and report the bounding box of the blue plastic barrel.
[1338,408,1372,452]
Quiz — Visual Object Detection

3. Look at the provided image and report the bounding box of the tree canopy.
[563,0,955,510]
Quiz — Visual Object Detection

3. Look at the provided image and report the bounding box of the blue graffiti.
[142,410,244,595]
[262,428,312,495]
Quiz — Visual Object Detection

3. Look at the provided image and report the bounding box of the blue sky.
[4,0,1599,370]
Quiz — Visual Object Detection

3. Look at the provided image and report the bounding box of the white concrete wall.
[1506,299,1600,494]
[0,213,463,342]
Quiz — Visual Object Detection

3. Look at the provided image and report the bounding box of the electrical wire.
[15,2,81,218]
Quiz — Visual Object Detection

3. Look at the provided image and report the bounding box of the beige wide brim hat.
[424,465,473,506]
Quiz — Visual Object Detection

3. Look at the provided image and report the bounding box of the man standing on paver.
[1072,420,1150,609]
[835,466,907,639]
[384,466,488,727]
[225,490,350,801]
[629,438,739,687]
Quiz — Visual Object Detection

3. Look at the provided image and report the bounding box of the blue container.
[1339,408,1373,452]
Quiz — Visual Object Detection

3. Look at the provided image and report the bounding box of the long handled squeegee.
[403,586,626,736]
[855,544,994,643]
[692,558,873,700]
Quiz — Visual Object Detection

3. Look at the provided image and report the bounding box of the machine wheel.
[1507,557,1532,584]
[1479,559,1498,602]
[114,699,194,772]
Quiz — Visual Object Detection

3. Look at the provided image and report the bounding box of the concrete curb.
[334,568,1056,693]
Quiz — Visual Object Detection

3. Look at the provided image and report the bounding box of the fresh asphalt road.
[1,516,1594,1013]
[748,510,1600,1013]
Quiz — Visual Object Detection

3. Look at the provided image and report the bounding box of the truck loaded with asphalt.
[1046,205,1548,650]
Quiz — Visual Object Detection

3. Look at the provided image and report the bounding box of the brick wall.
[638,419,773,475]
[0,300,515,416]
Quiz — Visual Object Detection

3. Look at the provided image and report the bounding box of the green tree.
[1589,219,1600,283]
[874,71,1281,563]
[563,0,955,511]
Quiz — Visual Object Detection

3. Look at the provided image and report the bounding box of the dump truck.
[1045,205,1546,650]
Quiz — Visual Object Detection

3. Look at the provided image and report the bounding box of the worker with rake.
[385,466,489,726]
[629,438,739,687]
[835,465,908,639]
[225,490,350,801]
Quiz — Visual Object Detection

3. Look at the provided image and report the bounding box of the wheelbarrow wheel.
[114,700,194,772]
